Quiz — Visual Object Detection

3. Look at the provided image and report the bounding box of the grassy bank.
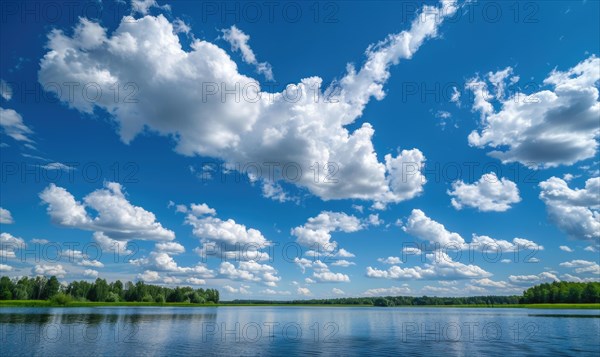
[1,300,599,309]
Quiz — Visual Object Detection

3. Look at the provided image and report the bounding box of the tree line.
[521,281,600,303]
[227,282,600,306]
[0,276,219,304]
[1,277,598,305]
[226,295,522,306]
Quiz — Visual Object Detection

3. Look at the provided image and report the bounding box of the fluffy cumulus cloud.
[559,260,600,275]
[469,235,543,253]
[467,56,600,168]
[223,285,251,294]
[83,269,99,278]
[447,172,521,212]
[221,25,273,81]
[37,1,459,206]
[0,207,14,224]
[402,209,543,253]
[130,0,169,15]
[183,203,271,260]
[0,232,25,259]
[293,258,350,283]
[33,264,67,278]
[219,261,281,287]
[155,242,185,254]
[402,209,465,246]
[0,264,12,271]
[378,256,402,265]
[539,176,600,240]
[297,287,311,296]
[131,251,214,278]
[291,211,363,253]
[39,183,175,244]
[366,251,491,281]
[508,272,559,286]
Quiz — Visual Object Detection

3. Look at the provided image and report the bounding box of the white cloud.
[0,79,12,100]
[292,211,362,252]
[560,274,600,283]
[402,210,543,255]
[363,285,411,296]
[186,278,206,285]
[559,245,574,252]
[219,261,280,287]
[83,269,99,278]
[131,0,169,15]
[448,172,521,212]
[508,272,559,285]
[539,176,600,240]
[40,183,175,243]
[261,181,297,203]
[312,271,350,283]
[584,245,598,252]
[0,232,25,258]
[366,252,491,280]
[189,203,216,216]
[0,207,14,224]
[487,67,514,100]
[402,209,465,246]
[172,19,190,34]
[335,248,356,258]
[377,256,402,265]
[33,264,67,278]
[352,205,364,213]
[223,285,251,294]
[469,235,543,253]
[468,56,600,168]
[297,287,311,296]
[0,108,34,143]
[559,260,600,274]
[93,232,132,256]
[79,259,104,268]
[402,247,422,256]
[137,270,161,282]
[332,288,345,295]
[294,258,351,283]
[184,203,271,260]
[260,289,291,295]
[331,259,356,267]
[221,25,274,81]
[368,214,383,226]
[155,241,185,254]
[450,86,461,105]
[136,271,187,285]
[470,278,511,289]
[41,163,75,171]
[37,1,457,205]
[131,251,214,278]
[0,264,12,271]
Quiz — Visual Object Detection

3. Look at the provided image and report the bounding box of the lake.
[1,307,599,356]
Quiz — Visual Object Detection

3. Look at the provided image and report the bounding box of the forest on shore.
[0,276,219,304]
[0,276,598,306]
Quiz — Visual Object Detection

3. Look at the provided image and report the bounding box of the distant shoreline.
[1,301,599,309]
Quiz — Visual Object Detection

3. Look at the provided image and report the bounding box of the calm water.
[1,307,599,356]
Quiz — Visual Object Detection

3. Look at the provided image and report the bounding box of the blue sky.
[0,0,599,299]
